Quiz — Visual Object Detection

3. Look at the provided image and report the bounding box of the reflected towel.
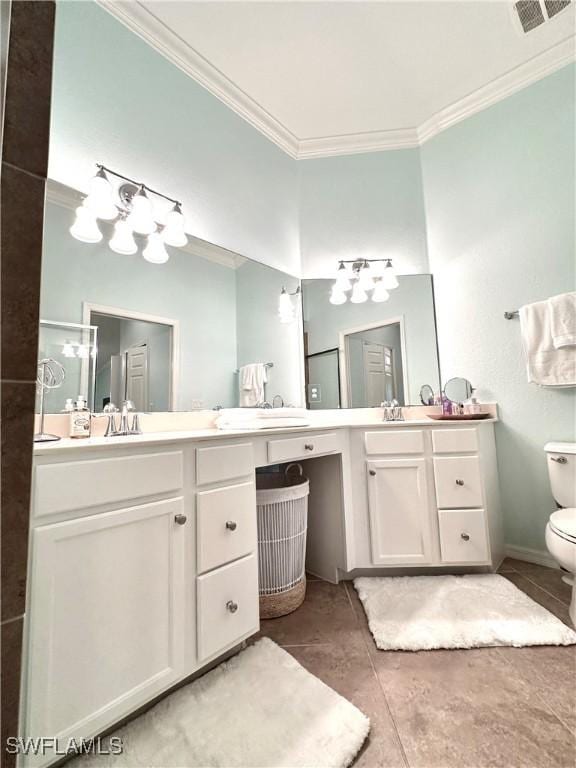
[520,299,576,387]
[239,364,267,407]
[548,292,576,349]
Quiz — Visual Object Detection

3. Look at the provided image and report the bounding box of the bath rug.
[69,637,370,767]
[354,574,576,651]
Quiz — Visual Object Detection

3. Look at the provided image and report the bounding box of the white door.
[367,458,434,565]
[362,343,395,405]
[24,498,187,764]
[126,343,148,410]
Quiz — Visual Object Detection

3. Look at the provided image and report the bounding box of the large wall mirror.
[39,190,304,413]
[302,275,441,408]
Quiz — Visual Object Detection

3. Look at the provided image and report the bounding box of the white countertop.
[33,415,498,454]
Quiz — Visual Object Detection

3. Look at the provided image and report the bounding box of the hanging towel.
[548,292,576,349]
[519,299,576,387]
[239,363,267,407]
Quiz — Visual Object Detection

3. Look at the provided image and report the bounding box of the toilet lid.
[550,508,576,542]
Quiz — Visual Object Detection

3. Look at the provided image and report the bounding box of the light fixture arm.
[96,164,182,207]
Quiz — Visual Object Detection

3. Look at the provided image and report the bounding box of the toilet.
[544,442,576,627]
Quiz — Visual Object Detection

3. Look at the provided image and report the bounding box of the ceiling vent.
[513,0,572,33]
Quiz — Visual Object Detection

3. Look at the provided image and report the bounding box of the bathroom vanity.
[23,416,502,765]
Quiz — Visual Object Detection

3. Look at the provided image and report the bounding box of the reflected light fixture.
[69,164,189,265]
[329,259,399,304]
[278,285,301,324]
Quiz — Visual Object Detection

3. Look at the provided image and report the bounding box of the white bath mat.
[354,574,576,651]
[71,637,370,768]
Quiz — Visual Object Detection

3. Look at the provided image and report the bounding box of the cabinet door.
[24,498,187,759]
[367,458,434,564]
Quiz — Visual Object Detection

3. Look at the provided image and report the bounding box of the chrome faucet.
[117,399,142,435]
[382,399,404,422]
[93,403,120,436]
[272,394,284,408]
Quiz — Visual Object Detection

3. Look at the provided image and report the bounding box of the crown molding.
[45,179,245,270]
[417,35,576,145]
[96,0,299,158]
[96,1,574,158]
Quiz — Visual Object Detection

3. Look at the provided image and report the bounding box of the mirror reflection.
[39,192,304,412]
[302,275,441,408]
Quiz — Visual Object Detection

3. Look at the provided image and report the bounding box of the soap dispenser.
[70,396,91,439]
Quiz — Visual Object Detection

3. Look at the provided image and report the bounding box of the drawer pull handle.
[226,600,238,614]
[304,443,314,451]
[174,514,187,525]
[551,456,567,464]
[455,479,465,486]
[225,520,237,531]
[461,533,470,541]
[369,469,376,476]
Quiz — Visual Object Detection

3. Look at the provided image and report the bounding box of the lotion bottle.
[70,396,91,439]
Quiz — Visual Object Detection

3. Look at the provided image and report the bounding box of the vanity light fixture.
[278,285,301,324]
[69,164,188,264]
[329,259,398,305]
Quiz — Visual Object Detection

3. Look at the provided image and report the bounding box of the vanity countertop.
[33,415,498,454]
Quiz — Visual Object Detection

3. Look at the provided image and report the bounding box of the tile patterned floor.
[258,560,576,768]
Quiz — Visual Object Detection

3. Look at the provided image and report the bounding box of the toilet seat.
[549,508,576,544]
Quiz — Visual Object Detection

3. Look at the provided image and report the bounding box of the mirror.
[420,384,435,406]
[302,275,441,408]
[39,193,304,412]
[444,377,474,403]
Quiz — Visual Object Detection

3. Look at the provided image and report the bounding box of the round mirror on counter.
[444,377,474,403]
[420,384,435,406]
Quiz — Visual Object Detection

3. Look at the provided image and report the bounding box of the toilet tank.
[545,442,576,508]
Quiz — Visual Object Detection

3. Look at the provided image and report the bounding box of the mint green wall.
[50,1,300,274]
[421,64,576,554]
[298,149,429,278]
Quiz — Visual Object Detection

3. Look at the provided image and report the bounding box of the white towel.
[239,364,267,407]
[216,416,310,431]
[520,299,576,387]
[548,292,576,349]
[219,407,309,421]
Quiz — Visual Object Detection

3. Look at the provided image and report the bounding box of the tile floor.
[258,560,576,768]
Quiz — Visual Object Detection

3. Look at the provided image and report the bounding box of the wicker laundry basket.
[256,464,309,619]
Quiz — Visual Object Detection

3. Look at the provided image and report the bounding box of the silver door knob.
[455,479,465,486]
[225,520,237,531]
[550,456,568,464]
[226,600,238,613]
[304,443,314,451]
[174,514,187,525]
[369,469,376,476]
[461,533,470,541]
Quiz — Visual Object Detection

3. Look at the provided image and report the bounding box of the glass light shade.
[84,170,117,220]
[128,188,156,235]
[69,205,103,243]
[62,341,76,358]
[329,286,347,305]
[109,219,137,255]
[163,204,188,247]
[372,281,390,303]
[278,288,295,322]
[143,232,170,264]
[358,263,374,291]
[350,282,368,304]
[335,263,352,291]
[381,262,399,290]
[370,260,386,277]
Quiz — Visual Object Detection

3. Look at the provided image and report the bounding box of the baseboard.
[505,545,559,570]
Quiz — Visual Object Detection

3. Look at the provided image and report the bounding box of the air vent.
[513,0,572,33]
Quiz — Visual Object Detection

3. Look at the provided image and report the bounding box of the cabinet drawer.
[267,432,339,463]
[34,451,183,518]
[433,455,483,508]
[365,430,424,455]
[197,554,259,662]
[197,482,257,574]
[196,443,254,486]
[432,428,478,454]
[438,509,489,563]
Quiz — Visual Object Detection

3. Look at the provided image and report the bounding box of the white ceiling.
[101,1,576,157]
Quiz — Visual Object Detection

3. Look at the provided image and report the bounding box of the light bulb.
[329,286,347,305]
[370,260,386,278]
[335,263,352,291]
[372,280,390,303]
[84,168,117,220]
[127,187,156,235]
[76,344,89,359]
[278,288,295,322]
[109,219,137,255]
[358,262,374,291]
[163,202,188,247]
[382,261,399,290]
[143,231,169,264]
[69,205,103,243]
[350,282,368,304]
[62,341,76,358]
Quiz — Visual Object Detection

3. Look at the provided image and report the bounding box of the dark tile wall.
[1,2,55,766]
